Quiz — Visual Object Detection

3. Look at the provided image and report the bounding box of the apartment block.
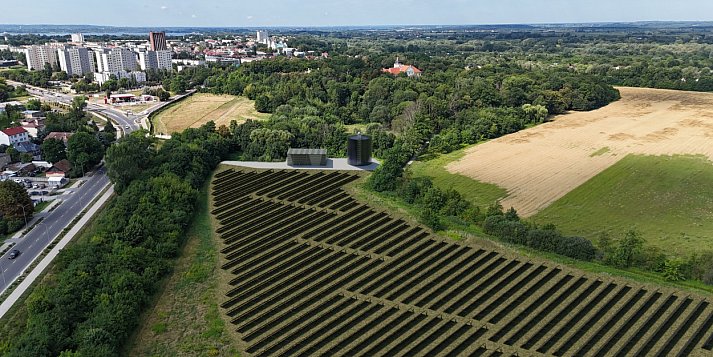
[25,45,59,71]
[57,47,95,76]
[139,50,172,71]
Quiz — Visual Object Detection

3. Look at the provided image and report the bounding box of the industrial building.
[347,134,372,166]
[287,148,328,166]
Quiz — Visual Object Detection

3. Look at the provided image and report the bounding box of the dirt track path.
[447,87,713,216]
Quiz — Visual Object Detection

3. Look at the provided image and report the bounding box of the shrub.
[6,219,24,233]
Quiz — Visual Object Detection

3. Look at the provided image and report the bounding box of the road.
[8,80,194,136]
[7,80,141,134]
[0,170,109,293]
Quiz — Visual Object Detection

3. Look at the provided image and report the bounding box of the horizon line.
[2,19,713,30]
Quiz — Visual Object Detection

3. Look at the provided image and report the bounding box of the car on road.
[8,249,20,259]
[124,125,130,129]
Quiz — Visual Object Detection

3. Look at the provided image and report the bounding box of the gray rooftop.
[287,148,327,155]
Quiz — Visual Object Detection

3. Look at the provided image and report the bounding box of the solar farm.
[211,167,713,356]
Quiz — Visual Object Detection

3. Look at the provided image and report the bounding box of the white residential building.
[94,70,146,85]
[70,33,84,43]
[256,30,269,44]
[0,127,30,146]
[95,47,139,73]
[139,50,172,71]
[25,45,59,71]
[57,47,95,76]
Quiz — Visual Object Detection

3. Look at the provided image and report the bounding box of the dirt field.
[153,93,268,134]
[447,87,713,217]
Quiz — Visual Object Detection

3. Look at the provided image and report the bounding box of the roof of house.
[382,65,422,75]
[48,159,72,173]
[1,127,28,136]
[44,132,73,142]
[13,141,39,153]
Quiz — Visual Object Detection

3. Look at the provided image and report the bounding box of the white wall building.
[139,50,172,71]
[25,45,59,71]
[256,30,269,44]
[57,47,95,76]
[0,127,30,146]
[95,47,139,73]
[70,33,84,43]
[94,70,146,85]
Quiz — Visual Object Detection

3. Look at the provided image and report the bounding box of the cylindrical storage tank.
[347,134,372,166]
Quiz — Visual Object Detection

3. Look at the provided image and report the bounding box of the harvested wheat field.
[153,93,268,134]
[447,87,713,217]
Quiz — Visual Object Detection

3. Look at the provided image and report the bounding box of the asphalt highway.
[0,169,109,293]
[7,80,141,134]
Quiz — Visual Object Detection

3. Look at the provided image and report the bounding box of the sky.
[2,0,713,27]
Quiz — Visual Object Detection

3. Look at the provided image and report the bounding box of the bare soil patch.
[447,87,713,216]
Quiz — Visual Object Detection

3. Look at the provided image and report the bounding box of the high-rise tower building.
[57,47,94,76]
[149,31,168,51]
[24,45,59,71]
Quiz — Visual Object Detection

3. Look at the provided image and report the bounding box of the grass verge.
[126,179,238,357]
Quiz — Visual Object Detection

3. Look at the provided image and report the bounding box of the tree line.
[2,122,230,356]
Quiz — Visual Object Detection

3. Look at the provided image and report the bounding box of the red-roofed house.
[0,127,30,146]
[382,57,422,78]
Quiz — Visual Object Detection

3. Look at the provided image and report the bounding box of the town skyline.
[3,0,713,27]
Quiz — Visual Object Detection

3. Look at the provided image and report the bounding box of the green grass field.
[408,149,507,210]
[533,154,713,256]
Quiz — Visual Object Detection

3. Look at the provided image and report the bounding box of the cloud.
[160,5,168,10]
